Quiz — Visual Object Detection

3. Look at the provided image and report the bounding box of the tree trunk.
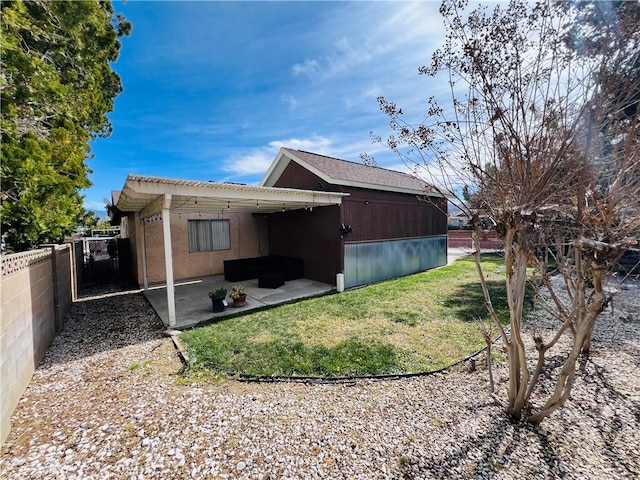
[526,261,607,423]
[503,230,532,419]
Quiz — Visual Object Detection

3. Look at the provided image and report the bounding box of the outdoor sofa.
[223,255,304,283]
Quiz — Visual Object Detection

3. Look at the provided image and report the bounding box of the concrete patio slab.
[144,275,335,329]
[145,249,483,329]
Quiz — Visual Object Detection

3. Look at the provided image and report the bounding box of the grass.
[181,253,524,378]
[128,359,152,371]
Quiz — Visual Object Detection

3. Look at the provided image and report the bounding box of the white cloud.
[326,36,373,75]
[414,161,472,192]
[385,162,416,175]
[292,59,320,76]
[333,137,388,163]
[182,124,230,135]
[364,85,383,98]
[268,135,332,153]
[223,152,273,176]
[280,94,298,110]
[380,156,472,193]
[223,136,333,177]
[85,200,110,211]
[290,2,443,83]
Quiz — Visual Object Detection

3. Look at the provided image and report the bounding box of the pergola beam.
[140,194,168,219]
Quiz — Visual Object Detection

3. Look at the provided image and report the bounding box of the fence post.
[41,244,63,333]
[68,241,78,302]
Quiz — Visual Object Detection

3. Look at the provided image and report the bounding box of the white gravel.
[1,279,638,479]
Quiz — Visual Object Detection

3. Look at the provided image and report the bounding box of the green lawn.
[181,253,515,378]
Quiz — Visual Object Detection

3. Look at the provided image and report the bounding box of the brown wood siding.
[274,161,448,241]
[342,187,447,242]
[431,196,448,235]
[271,160,447,261]
[273,161,341,192]
[268,205,341,285]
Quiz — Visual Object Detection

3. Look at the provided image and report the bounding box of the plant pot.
[212,298,225,313]
[232,294,246,307]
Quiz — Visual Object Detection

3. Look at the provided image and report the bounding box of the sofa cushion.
[223,255,304,282]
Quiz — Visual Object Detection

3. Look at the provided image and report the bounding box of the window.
[188,219,231,252]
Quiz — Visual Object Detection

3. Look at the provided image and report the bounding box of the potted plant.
[230,284,246,307]
[208,287,227,312]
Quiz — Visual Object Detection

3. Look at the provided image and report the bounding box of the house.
[260,149,447,287]
[109,148,447,325]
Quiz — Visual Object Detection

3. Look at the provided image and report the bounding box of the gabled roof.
[261,148,440,196]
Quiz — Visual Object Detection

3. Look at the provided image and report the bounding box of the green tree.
[1,0,131,251]
[79,209,111,236]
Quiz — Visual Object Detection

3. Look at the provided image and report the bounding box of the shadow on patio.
[144,275,335,329]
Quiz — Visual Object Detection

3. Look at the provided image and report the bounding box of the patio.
[144,249,471,329]
[144,275,334,329]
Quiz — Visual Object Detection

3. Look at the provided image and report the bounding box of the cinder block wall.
[52,246,72,333]
[1,244,75,446]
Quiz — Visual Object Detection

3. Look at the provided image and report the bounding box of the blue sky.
[86,0,449,214]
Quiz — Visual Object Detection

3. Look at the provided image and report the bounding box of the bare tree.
[526,1,640,421]
[374,0,640,423]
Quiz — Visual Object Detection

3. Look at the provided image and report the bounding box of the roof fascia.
[260,148,336,188]
[259,148,290,187]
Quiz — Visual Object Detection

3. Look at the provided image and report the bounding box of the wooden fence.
[448,230,503,250]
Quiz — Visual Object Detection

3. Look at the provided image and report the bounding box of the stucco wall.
[1,244,77,446]
[131,211,264,286]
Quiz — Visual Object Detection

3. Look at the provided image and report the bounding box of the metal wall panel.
[343,236,447,288]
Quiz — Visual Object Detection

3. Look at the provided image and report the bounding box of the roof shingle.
[283,148,432,194]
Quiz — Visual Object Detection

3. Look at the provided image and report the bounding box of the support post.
[161,194,176,326]
[68,241,78,302]
[141,214,149,290]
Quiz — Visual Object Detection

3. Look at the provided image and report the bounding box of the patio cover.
[116,174,346,216]
[113,174,347,326]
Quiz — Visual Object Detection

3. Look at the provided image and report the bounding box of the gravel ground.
[1,280,639,480]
